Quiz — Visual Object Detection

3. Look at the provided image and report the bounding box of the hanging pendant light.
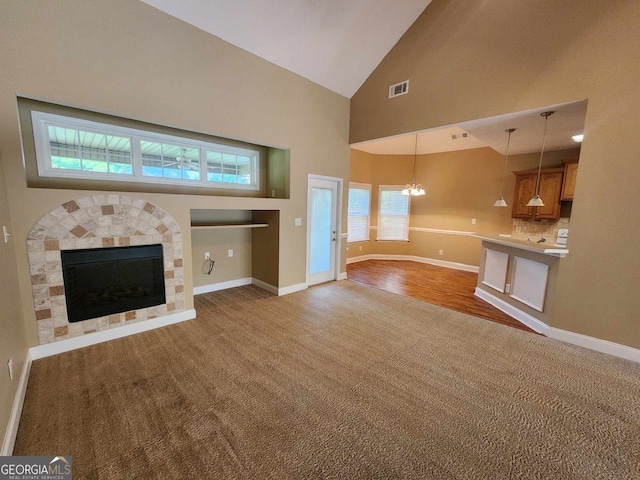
[527,111,554,207]
[402,134,426,196]
[493,128,516,207]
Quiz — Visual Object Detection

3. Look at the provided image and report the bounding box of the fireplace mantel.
[26,194,184,345]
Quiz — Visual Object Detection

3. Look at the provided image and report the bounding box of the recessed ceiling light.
[572,134,584,143]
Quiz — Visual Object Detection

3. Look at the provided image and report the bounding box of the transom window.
[32,111,259,190]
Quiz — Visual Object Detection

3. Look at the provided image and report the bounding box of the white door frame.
[306,174,343,286]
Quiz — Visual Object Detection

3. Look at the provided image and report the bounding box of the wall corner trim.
[337,272,348,281]
[1,351,32,456]
[29,309,196,361]
[277,282,308,296]
[475,288,640,363]
[251,278,278,295]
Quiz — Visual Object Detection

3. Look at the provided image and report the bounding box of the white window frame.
[377,185,411,241]
[31,111,260,191]
[347,182,371,243]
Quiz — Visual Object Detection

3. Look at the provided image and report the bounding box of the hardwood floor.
[347,259,535,333]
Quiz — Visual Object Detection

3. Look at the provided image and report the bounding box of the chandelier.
[402,134,425,196]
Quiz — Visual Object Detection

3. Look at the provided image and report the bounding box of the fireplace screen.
[61,244,166,323]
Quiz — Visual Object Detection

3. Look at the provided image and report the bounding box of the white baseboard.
[2,350,31,456]
[346,254,387,265]
[475,287,640,363]
[337,272,348,281]
[195,277,308,297]
[193,277,252,295]
[474,287,548,334]
[29,309,197,361]
[251,278,278,295]
[277,282,308,296]
[547,326,640,363]
[347,254,479,273]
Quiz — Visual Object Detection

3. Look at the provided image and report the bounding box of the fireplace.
[61,244,166,323]
[28,194,184,344]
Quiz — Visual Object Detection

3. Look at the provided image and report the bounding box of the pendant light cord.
[534,112,552,196]
[412,134,418,183]
[499,129,515,198]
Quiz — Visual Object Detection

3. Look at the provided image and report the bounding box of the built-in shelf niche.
[190,224,269,230]
[190,209,279,293]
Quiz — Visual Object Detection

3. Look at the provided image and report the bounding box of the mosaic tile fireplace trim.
[27,195,184,345]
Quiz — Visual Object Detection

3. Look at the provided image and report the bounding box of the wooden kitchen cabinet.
[561,159,579,200]
[512,174,536,218]
[512,168,564,220]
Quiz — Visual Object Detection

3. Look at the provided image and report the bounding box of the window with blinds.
[377,185,410,241]
[347,183,371,242]
[31,111,259,190]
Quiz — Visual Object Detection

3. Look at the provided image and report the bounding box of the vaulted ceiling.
[140,0,431,98]
[139,1,585,155]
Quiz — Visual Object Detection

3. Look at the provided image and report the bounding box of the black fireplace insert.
[61,244,166,323]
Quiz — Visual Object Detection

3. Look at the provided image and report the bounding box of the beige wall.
[0,0,350,351]
[191,213,281,290]
[251,211,280,287]
[191,229,252,288]
[0,159,28,450]
[191,210,255,289]
[349,146,579,267]
[350,0,640,349]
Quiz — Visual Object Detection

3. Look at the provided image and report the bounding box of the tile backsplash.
[512,217,570,243]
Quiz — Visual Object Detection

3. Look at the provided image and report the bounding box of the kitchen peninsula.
[472,234,569,334]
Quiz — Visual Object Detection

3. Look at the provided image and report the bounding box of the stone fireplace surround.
[27,194,184,345]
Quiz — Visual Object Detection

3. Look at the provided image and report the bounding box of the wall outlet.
[271,190,276,197]
[227,249,233,257]
[2,226,10,243]
[505,283,511,293]
[7,358,13,381]
[471,218,477,225]
[439,249,444,256]
[359,246,362,251]
[294,217,302,227]
[204,252,210,260]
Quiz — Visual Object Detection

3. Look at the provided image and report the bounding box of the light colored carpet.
[14,281,640,479]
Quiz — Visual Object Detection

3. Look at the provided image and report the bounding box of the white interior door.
[307,177,339,286]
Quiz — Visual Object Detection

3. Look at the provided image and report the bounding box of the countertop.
[471,234,569,258]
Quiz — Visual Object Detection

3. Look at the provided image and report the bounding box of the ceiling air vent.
[388,80,409,98]
[451,133,469,140]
